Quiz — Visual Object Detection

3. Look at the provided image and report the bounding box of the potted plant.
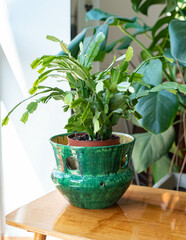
[1,32,172,209]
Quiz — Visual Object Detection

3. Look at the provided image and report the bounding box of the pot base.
[51,167,133,209]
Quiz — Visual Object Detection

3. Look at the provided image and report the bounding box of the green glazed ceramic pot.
[50,132,135,209]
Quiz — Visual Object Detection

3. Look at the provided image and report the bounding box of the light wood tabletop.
[6,185,186,240]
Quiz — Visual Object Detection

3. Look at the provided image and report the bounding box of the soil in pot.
[67,132,120,147]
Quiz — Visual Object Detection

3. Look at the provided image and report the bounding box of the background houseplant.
[66,1,186,187]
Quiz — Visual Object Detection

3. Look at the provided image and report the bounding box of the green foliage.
[132,127,175,173]
[152,155,179,183]
[169,19,186,63]
[135,90,178,134]
[2,32,158,140]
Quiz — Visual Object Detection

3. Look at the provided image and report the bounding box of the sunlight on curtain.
[0,0,70,237]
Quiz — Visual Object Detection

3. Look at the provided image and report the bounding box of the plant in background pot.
[2,32,171,209]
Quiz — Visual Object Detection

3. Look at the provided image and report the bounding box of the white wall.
[0,0,70,237]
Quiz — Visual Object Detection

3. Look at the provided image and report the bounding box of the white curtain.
[0,0,70,237]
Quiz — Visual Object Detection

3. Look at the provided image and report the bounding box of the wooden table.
[6,185,186,240]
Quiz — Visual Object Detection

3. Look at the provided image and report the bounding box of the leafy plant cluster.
[2,32,161,141]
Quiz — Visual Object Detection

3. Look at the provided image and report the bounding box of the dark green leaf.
[152,155,179,183]
[70,98,83,108]
[117,36,132,50]
[169,19,186,63]
[135,90,179,134]
[132,126,175,173]
[152,16,173,36]
[137,59,162,86]
[164,49,186,67]
[86,8,137,25]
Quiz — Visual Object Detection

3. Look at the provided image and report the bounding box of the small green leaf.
[46,35,60,42]
[95,32,105,44]
[31,58,40,69]
[125,46,133,62]
[64,93,73,105]
[93,119,100,133]
[20,111,29,124]
[81,102,91,123]
[117,82,130,91]
[70,98,83,109]
[165,56,174,63]
[60,41,71,56]
[26,102,38,114]
[2,116,9,126]
[96,81,104,93]
[29,87,38,95]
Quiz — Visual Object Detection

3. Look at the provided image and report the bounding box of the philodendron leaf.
[135,89,178,134]
[169,19,186,63]
[20,111,29,124]
[137,59,162,86]
[152,155,179,184]
[132,126,175,173]
[86,8,137,25]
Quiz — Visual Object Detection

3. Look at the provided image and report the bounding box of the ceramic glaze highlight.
[50,132,135,209]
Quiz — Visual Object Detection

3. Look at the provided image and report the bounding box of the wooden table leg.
[34,233,46,240]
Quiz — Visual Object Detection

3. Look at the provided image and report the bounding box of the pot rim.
[50,132,135,148]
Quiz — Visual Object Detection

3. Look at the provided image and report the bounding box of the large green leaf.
[132,126,175,173]
[164,49,186,67]
[86,9,137,25]
[152,155,179,184]
[131,0,166,15]
[135,89,178,134]
[137,59,162,86]
[169,19,186,63]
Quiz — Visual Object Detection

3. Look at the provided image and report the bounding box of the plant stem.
[118,25,153,58]
[118,25,174,82]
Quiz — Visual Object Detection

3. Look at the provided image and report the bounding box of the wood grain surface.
[6,185,186,240]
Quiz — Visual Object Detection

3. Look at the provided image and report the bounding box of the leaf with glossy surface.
[132,126,175,173]
[169,19,186,63]
[137,59,162,86]
[135,90,178,134]
[152,155,179,183]
[86,8,137,25]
